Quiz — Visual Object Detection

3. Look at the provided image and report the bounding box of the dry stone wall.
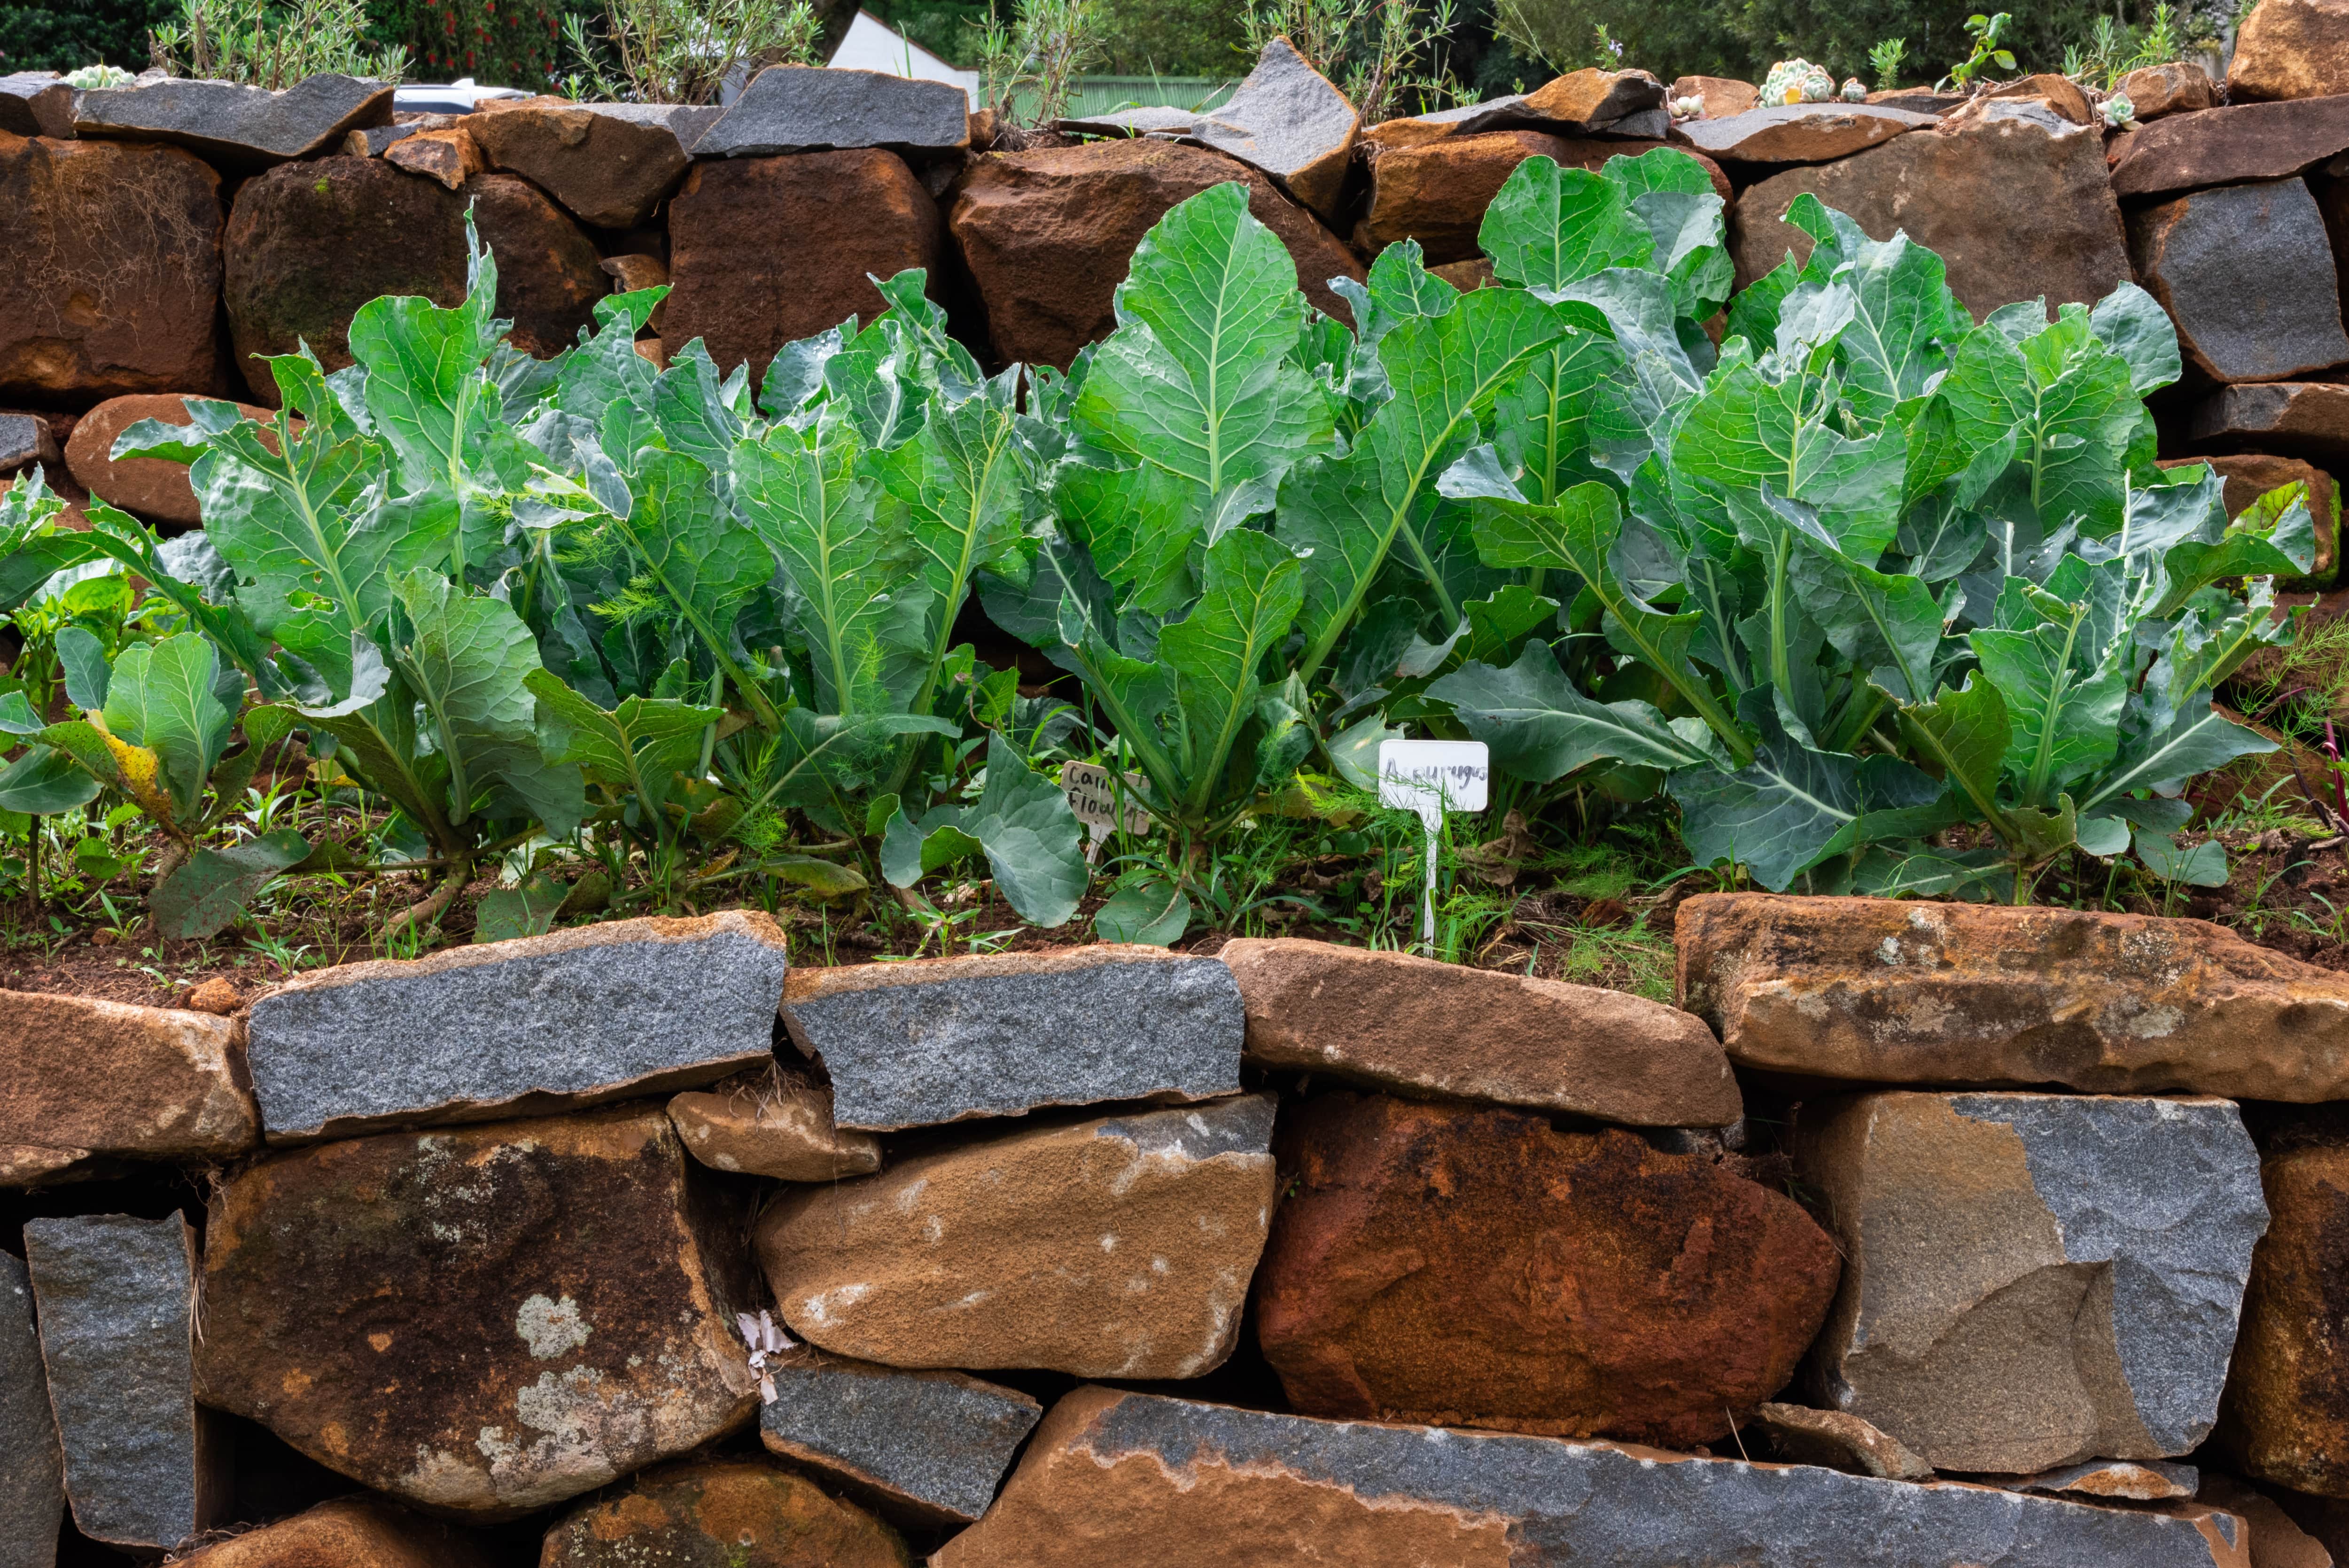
[6,895,2349,1562]
[7,37,2349,590]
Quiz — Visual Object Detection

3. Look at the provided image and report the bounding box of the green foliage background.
[0,0,175,70]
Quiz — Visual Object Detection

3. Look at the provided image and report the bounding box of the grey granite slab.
[244,910,788,1141]
[697,65,969,157]
[21,1214,219,1552]
[761,1357,1041,1525]
[75,72,392,164]
[0,1251,63,1568]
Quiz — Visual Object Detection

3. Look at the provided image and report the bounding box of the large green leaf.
[1969,583,2129,805]
[1428,641,1714,782]
[1895,672,2013,833]
[886,376,1030,713]
[733,407,902,713]
[101,634,234,820]
[1478,156,1653,297]
[526,668,721,824]
[1157,528,1303,813]
[389,572,583,833]
[2081,690,2273,810]
[0,746,100,814]
[963,732,1086,927]
[1073,183,1327,511]
[347,213,505,576]
[1939,311,2140,529]
[1280,287,1569,673]
[1672,348,1906,544]
[601,448,774,705]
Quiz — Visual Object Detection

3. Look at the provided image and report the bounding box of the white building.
[825,9,981,105]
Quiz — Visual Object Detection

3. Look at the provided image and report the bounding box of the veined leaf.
[1157,528,1303,813]
[734,407,901,714]
[600,448,775,721]
[1281,287,1569,674]
[526,668,721,824]
[389,571,583,833]
[2080,690,2273,810]
[1969,584,2129,804]
[151,829,309,939]
[1428,641,1714,782]
[0,746,100,814]
[1073,183,1328,508]
[1478,156,1653,297]
[963,731,1086,927]
[888,374,1030,713]
[101,634,234,820]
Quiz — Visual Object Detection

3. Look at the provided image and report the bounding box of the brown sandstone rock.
[2220,1139,2349,1496]
[1989,73,2096,125]
[223,158,603,406]
[668,1071,881,1180]
[194,1105,760,1518]
[2231,0,2349,102]
[2192,382,2349,463]
[538,1458,910,1567]
[1732,105,2127,319]
[1357,130,1729,262]
[178,1495,496,1568]
[469,101,719,229]
[0,989,257,1184]
[1218,937,1738,1126]
[0,132,224,403]
[1676,893,2349,1097]
[2111,96,2349,199]
[1754,1402,1933,1479]
[184,975,244,1016]
[1672,103,1935,167]
[1253,1093,1839,1447]
[947,139,1363,370]
[757,1095,1276,1379]
[1672,75,1759,117]
[63,393,275,528]
[382,124,483,191]
[2006,1459,2201,1500]
[663,150,941,387]
[1431,256,1496,290]
[2121,61,2218,120]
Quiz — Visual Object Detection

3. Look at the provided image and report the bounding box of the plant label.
[1377,739,1489,819]
[1377,739,1489,950]
[1059,761,1152,859]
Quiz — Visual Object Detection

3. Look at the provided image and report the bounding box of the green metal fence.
[1006,74,1238,120]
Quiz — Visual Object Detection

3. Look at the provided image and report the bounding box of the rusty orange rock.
[667,1070,881,1181]
[1253,1093,1839,1447]
[194,1105,759,1518]
[64,393,278,529]
[1676,893,2349,1098]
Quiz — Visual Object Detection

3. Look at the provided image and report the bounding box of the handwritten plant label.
[1377,739,1489,949]
[1059,761,1153,839]
[1377,740,1490,817]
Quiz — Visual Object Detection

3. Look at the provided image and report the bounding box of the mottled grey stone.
[781,946,1244,1131]
[2128,177,2349,384]
[1792,1092,2268,1475]
[1186,39,1359,218]
[759,1357,1042,1525]
[21,1214,220,1552]
[0,414,56,474]
[245,910,787,1141]
[0,73,72,140]
[697,65,968,158]
[937,1387,2256,1567]
[2189,381,2349,461]
[75,73,393,166]
[0,1252,63,1568]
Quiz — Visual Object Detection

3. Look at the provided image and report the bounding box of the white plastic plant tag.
[1059,761,1152,860]
[1377,739,1489,950]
